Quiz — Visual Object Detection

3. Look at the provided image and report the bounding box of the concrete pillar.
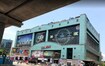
[0,22,5,47]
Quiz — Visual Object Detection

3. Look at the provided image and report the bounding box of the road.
[13,62,47,66]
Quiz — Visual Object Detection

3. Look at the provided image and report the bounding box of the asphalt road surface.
[13,62,48,66]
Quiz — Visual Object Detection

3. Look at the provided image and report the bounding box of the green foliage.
[0,48,7,55]
[100,61,105,66]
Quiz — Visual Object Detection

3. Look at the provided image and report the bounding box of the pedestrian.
[17,56,20,64]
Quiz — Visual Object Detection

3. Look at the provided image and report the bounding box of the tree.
[100,61,105,66]
[0,48,7,55]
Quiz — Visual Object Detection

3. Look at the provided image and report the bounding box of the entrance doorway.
[67,48,73,59]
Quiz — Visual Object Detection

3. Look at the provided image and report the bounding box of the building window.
[59,23,61,26]
[52,25,53,27]
[86,50,99,61]
[67,22,69,24]
[62,55,64,57]
[39,27,41,30]
[86,33,99,51]
[76,19,79,22]
[74,48,76,49]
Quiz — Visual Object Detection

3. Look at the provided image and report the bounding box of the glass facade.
[86,29,99,51]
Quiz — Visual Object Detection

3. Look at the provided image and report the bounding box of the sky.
[3,0,105,60]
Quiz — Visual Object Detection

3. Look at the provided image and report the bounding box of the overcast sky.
[3,0,105,60]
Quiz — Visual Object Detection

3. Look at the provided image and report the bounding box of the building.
[0,0,79,46]
[1,39,12,54]
[13,14,101,65]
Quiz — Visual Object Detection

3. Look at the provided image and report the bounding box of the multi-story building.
[13,14,101,65]
[1,39,12,54]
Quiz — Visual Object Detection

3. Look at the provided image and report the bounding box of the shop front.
[30,42,62,63]
[11,47,29,61]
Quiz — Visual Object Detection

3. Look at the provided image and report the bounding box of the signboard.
[11,48,29,56]
[43,50,61,58]
[12,48,20,54]
[16,33,32,47]
[48,25,79,45]
[31,50,43,58]
[31,50,61,58]
[43,51,54,57]
[34,31,46,44]
[41,45,51,49]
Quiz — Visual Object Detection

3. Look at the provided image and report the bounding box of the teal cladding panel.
[79,15,87,45]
